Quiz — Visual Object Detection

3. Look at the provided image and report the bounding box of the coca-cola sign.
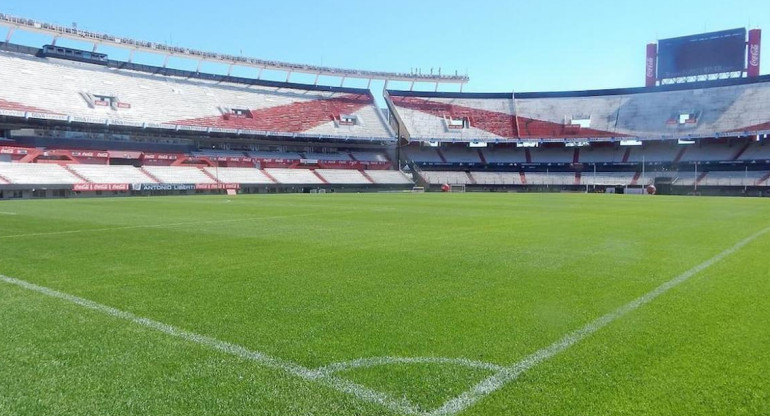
[646,57,655,77]
[73,183,129,192]
[749,44,760,67]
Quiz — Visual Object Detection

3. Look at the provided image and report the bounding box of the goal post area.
[449,184,466,193]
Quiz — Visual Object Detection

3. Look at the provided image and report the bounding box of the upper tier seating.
[678,142,740,162]
[302,152,352,161]
[404,147,444,163]
[350,151,389,162]
[625,142,681,163]
[578,146,628,164]
[143,166,216,184]
[0,162,80,184]
[480,147,528,164]
[388,80,770,140]
[441,147,482,163]
[737,143,770,161]
[530,147,574,164]
[68,164,156,183]
[248,151,302,160]
[0,52,393,139]
[192,150,248,158]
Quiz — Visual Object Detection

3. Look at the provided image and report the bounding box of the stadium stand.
[698,171,770,187]
[264,168,325,184]
[350,151,390,162]
[364,170,413,185]
[578,172,636,186]
[0,52,394,140]
[470,171,520,185]
[142,166,217,184]
[480,147,528,164]
[1,36,768,198]
[315,169,370,184]
[0,162,80,184]
[388,78,770,141]
[68,164,157,184]
[202,167,274,184]
[420,171,474,185]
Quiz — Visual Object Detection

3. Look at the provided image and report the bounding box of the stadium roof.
[0,13,469,86]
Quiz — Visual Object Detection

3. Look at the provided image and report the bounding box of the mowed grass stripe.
[0,274,421,415]
[428,225,770,416]
[1,194,768,415]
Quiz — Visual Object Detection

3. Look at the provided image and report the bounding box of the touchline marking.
[0,275,420,415]
[0,211,17,215]
[426,226,770,416]
[0,212,334,240]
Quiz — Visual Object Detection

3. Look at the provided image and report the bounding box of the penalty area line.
[0,275,420,415]
[427,226,770,416]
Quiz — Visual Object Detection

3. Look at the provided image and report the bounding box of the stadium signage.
[73,183,129,191]
[194,183,241,190]
[142,154,182,160]
[70,151,109,158]
[749,44,760,67]
[132,183,196,191]
[646,57,655,78]
[0,146,30,155]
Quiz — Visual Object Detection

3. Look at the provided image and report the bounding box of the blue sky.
[1,0,768,94]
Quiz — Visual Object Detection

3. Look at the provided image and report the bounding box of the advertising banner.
[748,29,762,77]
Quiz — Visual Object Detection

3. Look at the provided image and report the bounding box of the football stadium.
[1,6,769,416]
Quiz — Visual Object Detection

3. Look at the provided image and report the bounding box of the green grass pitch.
[0,193,768,415]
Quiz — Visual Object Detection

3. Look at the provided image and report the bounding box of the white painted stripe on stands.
[426,226,770,416]
[0,275,421,415]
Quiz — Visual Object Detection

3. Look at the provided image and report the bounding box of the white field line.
[312,356,505,378]
[426,226,770,416]
[0,211,17,215]
[0,212,335,240]
[0,275,420,415]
